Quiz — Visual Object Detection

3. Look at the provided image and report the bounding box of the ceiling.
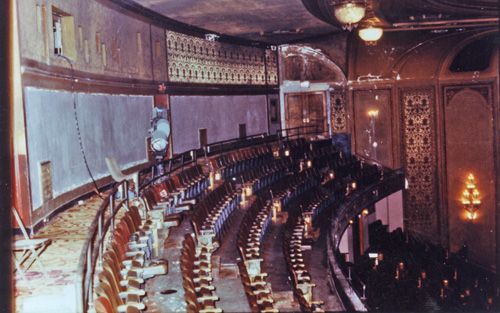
[131,0,498,44]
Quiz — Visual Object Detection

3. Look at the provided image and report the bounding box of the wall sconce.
[366,109,379,159]
[461,173,481,221]
[367,109,379,118]
[284,149,290,157]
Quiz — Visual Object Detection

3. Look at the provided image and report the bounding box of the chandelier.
[358,25,383,44]
[333,0,366,31]
[357,0,384,45]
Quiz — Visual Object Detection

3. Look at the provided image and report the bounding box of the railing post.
[204,146,208,166]
[86,244,93,309]
[97,213,103,267]
[124,180,129,208]
[109,194,115,231]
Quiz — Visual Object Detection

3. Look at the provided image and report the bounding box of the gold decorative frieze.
[166,31,278,86]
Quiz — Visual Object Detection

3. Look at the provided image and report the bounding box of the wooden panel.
[285,94,304,131]
[353,89,393,167]
[307,93,325,132]
[444,85,496,269]
[285,93,326,135]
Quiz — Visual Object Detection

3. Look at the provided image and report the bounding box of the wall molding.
[21,58,279,96]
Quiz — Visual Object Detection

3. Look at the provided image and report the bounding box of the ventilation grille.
[39,161,53,202]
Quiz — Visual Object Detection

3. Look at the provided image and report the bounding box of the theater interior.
[1,0,499,312]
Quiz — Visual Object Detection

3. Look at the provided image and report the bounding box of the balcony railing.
[326,168,405,311]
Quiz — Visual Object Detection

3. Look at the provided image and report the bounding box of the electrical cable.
[57,54,103,199]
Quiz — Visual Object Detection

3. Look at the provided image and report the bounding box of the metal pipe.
[97,213,103,266]
[86,244,93,308]
[110,194,115,231]
[124,180,129,208]
[392,17,498,28]
[386,22,497,32]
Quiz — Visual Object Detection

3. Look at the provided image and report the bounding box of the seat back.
[94,296,114,313]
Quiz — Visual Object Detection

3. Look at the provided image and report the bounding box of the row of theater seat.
[191,181,240,244]
[238,158,291,193]
[235,163,326,312]
[281,138,309,160]
[94,206,167,313]
[271,169,318,209]
[301,187,333,227]
[237,198,272,261]
[143,164,208,212]
[275,147,361,313]
[181,233,222,313]
[237,198,277,312]
[283,214,324,312]
[210,145,273,179]
[181,144,288,312]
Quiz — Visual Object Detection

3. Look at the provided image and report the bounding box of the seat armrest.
[197,295,219,302]
[119,289,146,298]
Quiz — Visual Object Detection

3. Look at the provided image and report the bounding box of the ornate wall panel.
[266,49,279,85]
[400,88,439,239]
[331,90,347,132]
[166,31,277,86]
[443,84,496,270]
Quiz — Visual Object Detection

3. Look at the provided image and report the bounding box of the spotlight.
[150,108,170,157]
[151,118,170,152]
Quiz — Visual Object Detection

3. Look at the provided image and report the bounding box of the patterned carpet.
[14,195,103,313]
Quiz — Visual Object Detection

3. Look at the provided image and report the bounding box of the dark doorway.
[239,123,247,139]
[199,128,207,148]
